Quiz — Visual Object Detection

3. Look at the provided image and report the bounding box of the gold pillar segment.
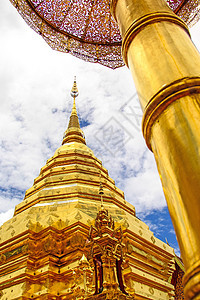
[110,0,200,299]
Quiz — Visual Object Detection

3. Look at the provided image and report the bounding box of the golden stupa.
[6,0,200,297]
[0,79,185,299]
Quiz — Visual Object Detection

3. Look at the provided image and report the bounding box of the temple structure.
[0,80,184,299]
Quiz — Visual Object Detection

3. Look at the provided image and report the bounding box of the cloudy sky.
[0,0,200,255]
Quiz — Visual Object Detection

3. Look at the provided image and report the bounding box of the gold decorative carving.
[87,219,92,226]
[149,287,154,295]
[75,212,82,220]
[146,254,152,261]
[86,208,133,299]
[22,244,29,253]
[126,242,132,255]
[123,220,129,228]
[26,220,32,228]
[0,254,6,264]
[11,230,15,237]
[70,233,86,249]
[29,240,44,257]
[6,225,14,231]
[43,237,54,253]
[55,218,66,229]
[50,211,59,219]
[47,216,54,225]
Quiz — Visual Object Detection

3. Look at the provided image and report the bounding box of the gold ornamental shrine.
[3,0,200,299]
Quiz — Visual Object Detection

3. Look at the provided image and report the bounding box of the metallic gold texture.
[63,79,86,145]
[111,0,200,298]
[0,82,176,299]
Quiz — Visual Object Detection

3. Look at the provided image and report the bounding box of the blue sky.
[0,0,200,256]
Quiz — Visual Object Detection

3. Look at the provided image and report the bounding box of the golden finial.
[165,237,170,246]
[70,77,79,118]
[62,77,86,145]
[70,76,79,99]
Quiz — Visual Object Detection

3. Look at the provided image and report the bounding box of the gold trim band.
[122,12,190,66]
[183,259,200,299]
[142,77,200,150]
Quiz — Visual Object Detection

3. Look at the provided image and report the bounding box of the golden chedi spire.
[68,76,79,128]
[0,82,177,300]
[62,76,86,145]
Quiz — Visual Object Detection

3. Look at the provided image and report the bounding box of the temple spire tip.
[62,77,86,145]
[70,76,79,99]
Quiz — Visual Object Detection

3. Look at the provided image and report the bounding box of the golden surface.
[85,208,134,299]
[63,80,86,144]
[111,0,200,298]
[0,90,176,299]
[8,0,200,68]
[151,95,200,299]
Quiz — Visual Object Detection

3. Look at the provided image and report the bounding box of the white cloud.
[0,209,15,226]
[0,194,20,213]
[124,168,166,213]
[191,22,200,51]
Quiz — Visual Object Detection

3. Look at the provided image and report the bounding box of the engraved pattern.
[175,0,200,27]
[9,0,199,69]
[174,268,184,299]
[172,261,185,300]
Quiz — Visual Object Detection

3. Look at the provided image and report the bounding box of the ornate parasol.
[10,0,200,69]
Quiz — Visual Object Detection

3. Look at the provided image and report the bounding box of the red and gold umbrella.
[10,0,200,69]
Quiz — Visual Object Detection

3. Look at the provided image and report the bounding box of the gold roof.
[9,0,200,69]
[14,79,132,216]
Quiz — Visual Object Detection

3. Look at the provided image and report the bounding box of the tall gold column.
[110,0,200,299]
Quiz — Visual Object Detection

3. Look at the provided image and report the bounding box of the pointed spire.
[62,77,86,145]
[68,76,80,129]
[70,76,79,98]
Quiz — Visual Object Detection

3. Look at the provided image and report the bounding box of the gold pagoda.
[0,79,183,299]
[7,0,200,296]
